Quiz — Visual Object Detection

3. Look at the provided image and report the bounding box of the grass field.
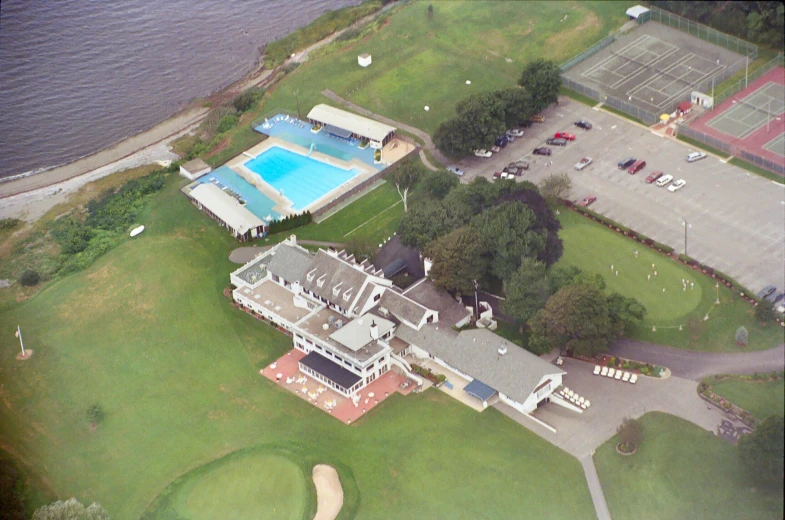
[595,413,784,520]
[557,209,785,351]
[0,174,595,520]
[710,377,785,420]
[262,1,631,135]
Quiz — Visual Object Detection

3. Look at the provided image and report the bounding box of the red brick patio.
[260,349,417,424]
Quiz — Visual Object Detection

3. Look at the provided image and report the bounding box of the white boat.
[129,225,145,237]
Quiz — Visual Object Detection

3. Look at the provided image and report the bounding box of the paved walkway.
[580,455,611,520]
[229,240,344,264]
[610,340,785,381]
[321,89,450,168]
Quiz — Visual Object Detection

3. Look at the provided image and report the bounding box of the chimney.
[423,257,433,278]
[369,320,379,340]
[288,234,297,245]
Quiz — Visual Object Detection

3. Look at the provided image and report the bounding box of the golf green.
[169,452,308,520]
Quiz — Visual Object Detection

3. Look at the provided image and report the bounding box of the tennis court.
[706,82,785,138]
[565,22,745,116]
[762,133,785,158]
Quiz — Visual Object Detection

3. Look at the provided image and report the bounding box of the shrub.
[86,403,105,425]
[20,269,40,287]
[0,217,20,231]
[216,113,240,134]
[335,27,361,42]
[754,302,773,323]
[617,417,642,451]
[267,211,312,235]
[232,90,258,113]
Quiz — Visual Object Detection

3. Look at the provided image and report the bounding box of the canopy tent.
[463,379,497,402]
[324,124,353,139]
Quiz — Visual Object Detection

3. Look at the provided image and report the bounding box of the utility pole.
[16,325,25,357]
[745,56,748,89]
[682,219,689,257]
[294,90,301,120]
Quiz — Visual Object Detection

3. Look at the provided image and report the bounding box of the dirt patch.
[312,464,343,520]
[544,8,601,55]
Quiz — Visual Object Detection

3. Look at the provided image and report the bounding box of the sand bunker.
[312,464,343,520]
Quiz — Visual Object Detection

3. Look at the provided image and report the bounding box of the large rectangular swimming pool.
[195,166,280,221]
[245,146,360,212]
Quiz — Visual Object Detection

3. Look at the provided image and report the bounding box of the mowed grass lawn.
[557,209,785,351]
[711,377,785,420]
[0,175,594,520]
[264,1,632,134]
[594,413,783,520]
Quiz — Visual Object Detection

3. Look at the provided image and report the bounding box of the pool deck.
[226,137,379,216]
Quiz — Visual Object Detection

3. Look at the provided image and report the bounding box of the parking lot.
[457,97,785,293]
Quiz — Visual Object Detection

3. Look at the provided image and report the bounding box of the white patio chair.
[614,371,622,380]
[601,366,608,376]
[578,397,585,404]
[584,399,591,408]
[607,368,615,378]
[630,374,638,384]
[593,365,601,375]
[622,372,630,382]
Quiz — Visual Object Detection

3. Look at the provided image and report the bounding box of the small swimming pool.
[245,146,360,212]
[195,166,280,220]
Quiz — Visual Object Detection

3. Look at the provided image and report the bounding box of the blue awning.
[464,379,497,402]
[324,124,352,139]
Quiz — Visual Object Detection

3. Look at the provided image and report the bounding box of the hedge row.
[267,211,312,235]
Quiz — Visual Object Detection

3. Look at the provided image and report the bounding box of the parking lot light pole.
[715,282,720,305]
[682,219,690,256]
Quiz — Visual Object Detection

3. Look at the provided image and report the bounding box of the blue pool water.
[196,166,279,220]
[245,146,360,212]
[255,114,381,170]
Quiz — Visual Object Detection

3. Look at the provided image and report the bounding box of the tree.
[391,157,424,212]
[738,415,784,486]
[419,169,459,200]
[754,302,773,324]
[0,459,26,520]
[539,173,572,206]
[735,325,749,346]
[442,177,498,226]
[32,498,109,520]
[432,118,468,157]
[528,283,614,357]
[20,269,40,287]
[425,227,487,295]
[518,59,562,111]
[502,258,549,323]
[426,3,434,19]
[397,202,454,250]
[606,292,647,335]
[617,417,642,452]
[493,88,535,128]
[86,403,104,426]
[547,266,606,294]
[471,201,545,280]
[497,183,563,266]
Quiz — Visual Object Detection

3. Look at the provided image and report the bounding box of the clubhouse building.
[307,104,397,149]
[231,236,564,416]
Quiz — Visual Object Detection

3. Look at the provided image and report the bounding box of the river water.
[0,0,360,179]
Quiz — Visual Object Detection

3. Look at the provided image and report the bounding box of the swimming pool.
[195,166,280,220]
[245,146,361,212]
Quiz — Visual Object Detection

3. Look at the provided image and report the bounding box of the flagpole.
[17,325,25,357]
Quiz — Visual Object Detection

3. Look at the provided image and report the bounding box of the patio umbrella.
[659,114,670,122]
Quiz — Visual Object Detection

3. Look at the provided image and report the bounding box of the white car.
[447,166,465,176]
[574,157,592,170]
[508,129,525,137]
[474,149,492,158]
[686,151,707,162]
[655,174,674,187]
[668,179,687,192]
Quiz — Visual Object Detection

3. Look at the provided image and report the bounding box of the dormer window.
[306,269,316,282]
[332,282,343,296]
[342,288,353,301]
[317,274,326,288]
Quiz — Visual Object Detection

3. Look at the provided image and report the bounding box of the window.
[427,315,434,323]
[272,274,280,283]
[374,293,381,302]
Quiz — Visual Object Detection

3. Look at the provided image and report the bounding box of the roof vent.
[378,307,390,317]
[498,345,508,356]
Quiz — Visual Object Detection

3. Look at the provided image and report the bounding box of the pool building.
[183,105,415,241]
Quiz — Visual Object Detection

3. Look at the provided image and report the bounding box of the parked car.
[505,135,515,143]
[554,132,576,140]
[686,151,707,162]
[771,291,785,304]
[531,114,546,123]
[494,171,515,179]
[575,157,592,170]
[645,171,664,184]
[618,157,636,170]
[514,160,530,170]
[757,285,776,299]
[545,137,567,146]
[447,166,465,176]
[574,119,592,130]
[474,149,492,158]
[627,159,646,174]
[495,135,509,147]
[491,145,501,153]
[668,179,687,192]
[518,120,534,128]
[764,290,781,303]
[655,174,674,187]
[533,147,552,156]
[503,166,519,176]
[508,129,525,137]
[578,196,597,207]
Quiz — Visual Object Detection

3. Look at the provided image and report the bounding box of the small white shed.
[625,5,650,20]
[358,53,372,68]
[180,158,212,180]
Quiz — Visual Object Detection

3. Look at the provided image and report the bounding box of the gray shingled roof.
[403,279,471,327]
[395,325,564,405]
[267,244,314,284]
[301,250,370,311]
[379,290,429,327]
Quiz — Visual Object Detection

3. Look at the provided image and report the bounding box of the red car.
[627,159,646,175]
[578,196,597,207]
[554,132,576,141]
[645,171,663,184]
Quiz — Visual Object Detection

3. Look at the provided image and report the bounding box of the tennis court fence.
[561,76,660,125]
[714,54,785,106]
[677,125,785,176]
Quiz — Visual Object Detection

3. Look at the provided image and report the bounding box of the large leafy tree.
[391,156,424,212]
[528,282,615,357]
[502,257,550,323]
[497,183,563,266]
[547,266,605,294]
[518,59,562,111]
[471,201,545,280]
[33,498,109,520]
[397,201,454,250]
[539,173,572,206]
[433,118,468,157]
[738,415,784,486]
[606,292,647,335]
[443,177,499,226]
[425,226,487,295]
[454,92,507,150]
[493,87,535,128]
[419,169,459,200]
